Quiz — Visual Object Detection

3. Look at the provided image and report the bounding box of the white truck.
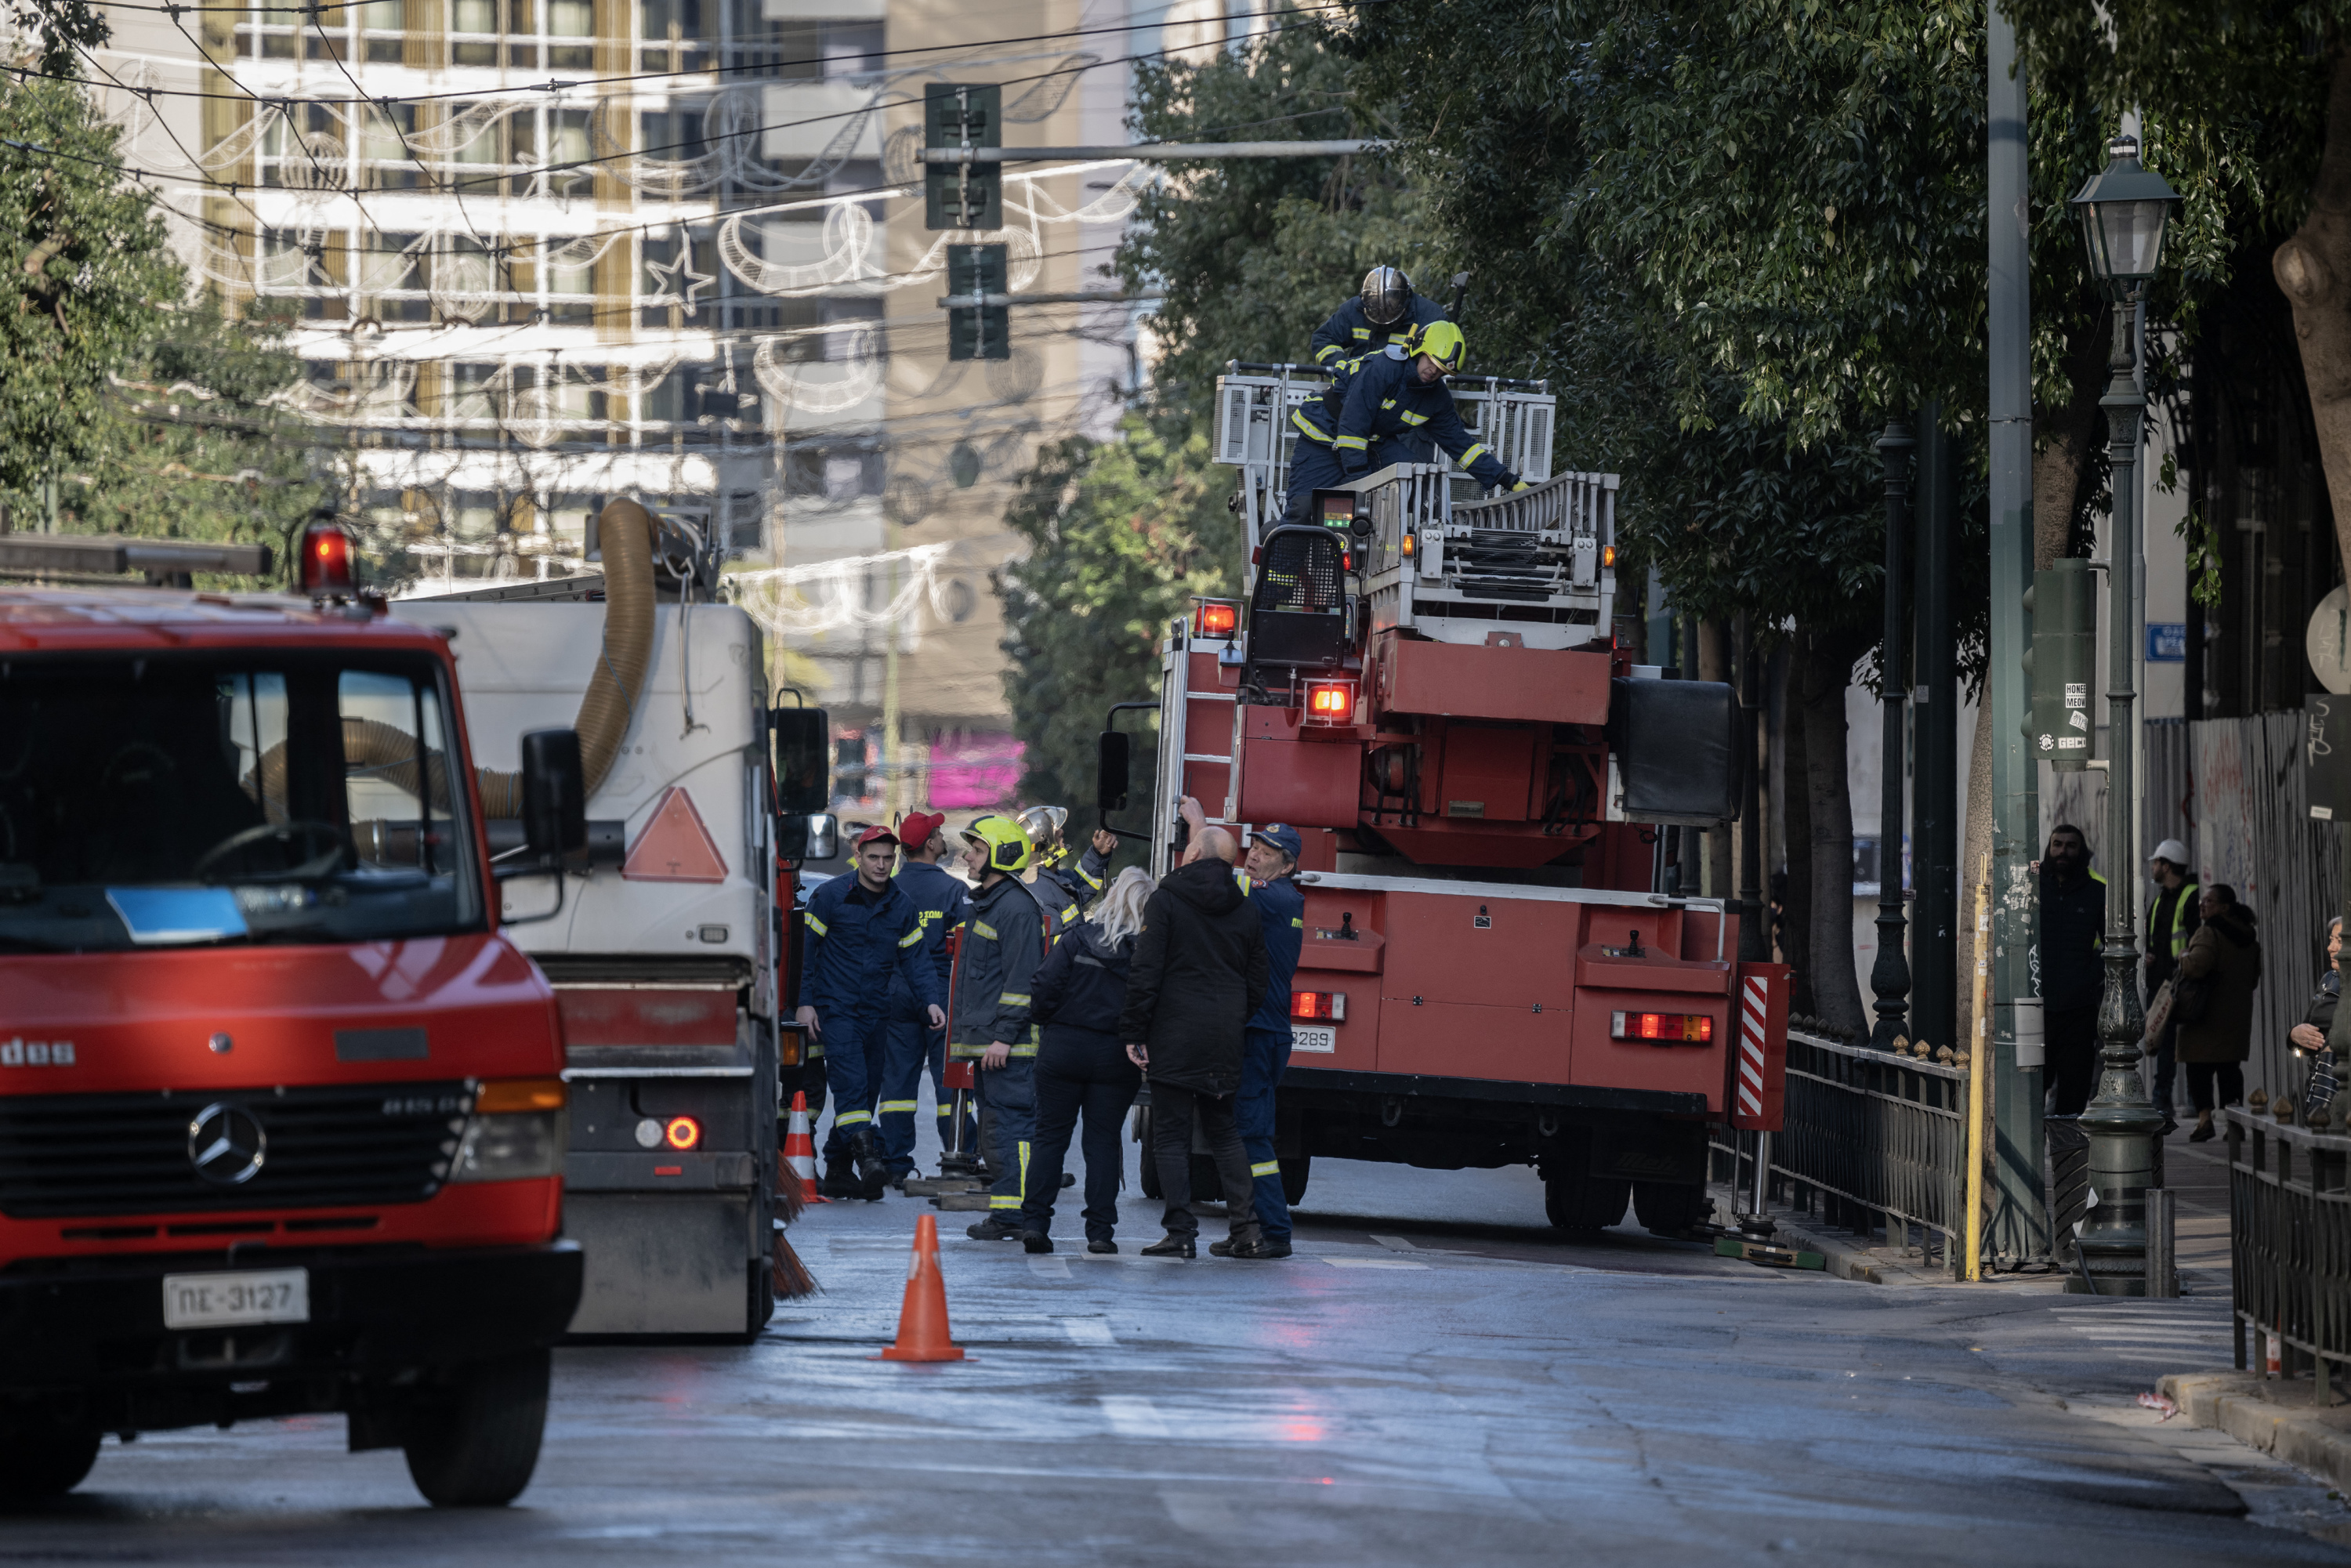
[397,502,829,1338]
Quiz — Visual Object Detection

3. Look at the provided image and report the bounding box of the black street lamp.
[2068,133,2182,1295]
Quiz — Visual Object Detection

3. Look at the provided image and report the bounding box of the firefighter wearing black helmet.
[1310,266,1449,368]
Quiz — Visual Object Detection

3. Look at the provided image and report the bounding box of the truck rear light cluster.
[1195,600,1239,638]
[1291,990,1346,1021]
[663,1115,702,1151]
[1610,1011,1712,1044]
[1305,680,1354,722]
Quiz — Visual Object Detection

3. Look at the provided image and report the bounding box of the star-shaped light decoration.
[644,233,715,320]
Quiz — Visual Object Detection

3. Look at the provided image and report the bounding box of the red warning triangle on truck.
[621,787,729,883]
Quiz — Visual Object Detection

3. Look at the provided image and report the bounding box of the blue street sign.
[2147,622,2187,662]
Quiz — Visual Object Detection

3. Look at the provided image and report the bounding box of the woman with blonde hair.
[1018,867,1154,1252]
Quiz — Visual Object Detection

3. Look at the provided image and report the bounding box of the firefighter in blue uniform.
[1020,804,1114,940]
[952,815,1052,1240]
[1310,265,1447,368]
[796,824,945,1200]
[875,811,973,1184]
[1219,820,1306,1259]
[1283,320,1527,528]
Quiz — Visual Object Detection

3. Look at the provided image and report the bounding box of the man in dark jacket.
[1228,818,1305,1259]
[952,815,1051,1240]
[2142,838,2200,1134]
[798,826,946,1199]
[2037,824,2107,1117]
[1118,827,1273,1258]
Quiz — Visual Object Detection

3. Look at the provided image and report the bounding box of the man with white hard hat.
[2144,838,2201,1136]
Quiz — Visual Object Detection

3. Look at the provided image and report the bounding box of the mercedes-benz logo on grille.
[187,1103,266,1186]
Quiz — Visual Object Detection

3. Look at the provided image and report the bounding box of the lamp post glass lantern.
[2067,132,2180,1296]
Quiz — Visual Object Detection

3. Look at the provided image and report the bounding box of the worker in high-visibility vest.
[2143,837,2201,1135]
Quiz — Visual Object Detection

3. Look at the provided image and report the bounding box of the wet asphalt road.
[10,1133,2351,1566]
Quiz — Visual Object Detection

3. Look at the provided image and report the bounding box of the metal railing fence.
[1712,1027,1970,1276]
[2226,1108,2351,1394]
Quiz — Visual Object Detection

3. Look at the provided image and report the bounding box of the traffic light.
[946,244,1009,361]
[924,83,1001,230]
[2026,558,2096,771]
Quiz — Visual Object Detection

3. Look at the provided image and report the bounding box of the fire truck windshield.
[0,653,484,951]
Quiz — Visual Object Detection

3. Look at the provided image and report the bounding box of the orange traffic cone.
[877,1213,965,1362]
[784,1091,828,1205]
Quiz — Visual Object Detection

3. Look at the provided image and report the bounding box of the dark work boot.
[848,1128,889,1200]
[1022,1230,1054,1255]
[819,1161,857,1200]
[1139,1234,1196,1258]
[965,1215,1024,1241]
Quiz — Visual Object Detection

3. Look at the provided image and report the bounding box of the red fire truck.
[0,528,585,1505]
[1099,368,1788,1233]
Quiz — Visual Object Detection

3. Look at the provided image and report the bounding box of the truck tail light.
[1306,681,1353,722]
[1610,1011,1712,1044]
[1196,600,1238,638]
[299,520,356,596]
[1291,990,1346,1021]
[664,1115,703,1151]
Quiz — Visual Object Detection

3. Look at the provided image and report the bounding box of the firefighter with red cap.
[876,809,973,1185]
[796,824,944,1200]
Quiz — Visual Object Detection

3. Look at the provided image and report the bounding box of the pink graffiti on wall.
[929,733,1023,809]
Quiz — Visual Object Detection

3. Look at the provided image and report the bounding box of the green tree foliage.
[1115,20,1442,432]
[998,419,1239,831]
[0,78,313,578]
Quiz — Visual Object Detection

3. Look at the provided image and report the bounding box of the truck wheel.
[1632,1180,1712,1237]
[403,1349,551,1508]
[0,1427,100,1502]
[1280,1155,1311,1207]
[1545,1171,1630,1232]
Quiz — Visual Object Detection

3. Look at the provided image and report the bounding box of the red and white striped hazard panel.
[1730,963,1787,1132]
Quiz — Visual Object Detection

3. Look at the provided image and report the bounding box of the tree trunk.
[1698,617,1733,899]
[1782,662,1817,1017]
[2275,45,2351,1052]
[1798,624,1871,1035]
[2031,307,2112,571]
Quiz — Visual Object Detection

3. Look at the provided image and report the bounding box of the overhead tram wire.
[56,0,1384,105]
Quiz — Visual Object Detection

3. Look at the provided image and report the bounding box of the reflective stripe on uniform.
[1291,407,1333,444]
[991,1194,1023,1209]
[804,914,828,935]
[1460,442,1491,466]
[1380,398,1396,410]
[1350,327,1369,339]
[972,920,998,940]
[1291,916,1305,928]
[834,1109,871,1126]
[1250,1159,1281,1178]
[878,1099,918,1114]
[1332,433,1368,451]
[1000,991,1031,1006]
[1018,1139,1031,1198]
[1398,408,1429,425]
[898,928,923,947]
[1314,343,1342,363]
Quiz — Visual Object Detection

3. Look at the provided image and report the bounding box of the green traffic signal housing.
[925,83,1002,231]
[945,244,1009,361]
[2027,559,2096,773]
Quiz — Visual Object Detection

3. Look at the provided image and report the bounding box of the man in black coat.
[1118,827,1273,1258]
[2038,824,2107,1117]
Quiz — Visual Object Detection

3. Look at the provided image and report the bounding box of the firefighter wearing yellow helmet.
[952,813,1051,1240]
[1283,320,1530,527]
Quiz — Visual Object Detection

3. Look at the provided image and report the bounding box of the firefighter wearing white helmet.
[1018,803,1114,937]
[954,814,1052,1240]
[2143,836,2200,1134]
[1310,265,1448,368]
[1284,320,1529,528]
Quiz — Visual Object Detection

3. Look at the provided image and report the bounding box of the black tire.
[0,1427,100,1505]
[1632,1180,1712,1237]
[1280,1155,1310,1207]
[403,1349,552,1508]
[1545,1171,1630,1232]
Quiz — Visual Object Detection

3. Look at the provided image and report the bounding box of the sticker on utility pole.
[622,787,729,883]
[2063,681,2088,710]
[2309,585,2351,697]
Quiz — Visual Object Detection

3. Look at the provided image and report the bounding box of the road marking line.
[1101,1396,1171,1437]
[1324,1257,1429,1269]
[1370,1234,1419,1251]
[1062,1319,1115,1345]
[1027,1255,1071,1280]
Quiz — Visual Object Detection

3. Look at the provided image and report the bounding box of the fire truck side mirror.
[779,813,839,862]
[1096,730,1132,813]
[519,729,587,867]
[771,705,831,814]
